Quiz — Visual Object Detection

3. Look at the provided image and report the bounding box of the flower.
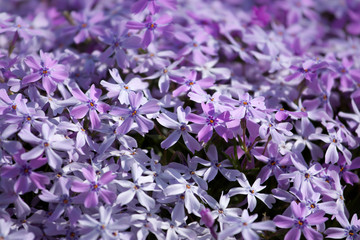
[70,84,110,129]
[71,165,116,208]
[274,201,327,240]
[22,51,68,94]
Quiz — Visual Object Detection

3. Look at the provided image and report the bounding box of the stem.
[210,226,218,240]
[262,135,272,155]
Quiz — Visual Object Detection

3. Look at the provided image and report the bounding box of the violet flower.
[218,209,276,240]
[18,123,74,169]
[22,51,69,95]
[274,201,327,240]
[71,165,116,208]
[109,91,160,135]
[70,84,110,129]
[157,106,201,153]
[228,175,276,212]
[126,14,172,48]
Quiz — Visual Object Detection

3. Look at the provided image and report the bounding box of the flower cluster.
[0,0,360,239]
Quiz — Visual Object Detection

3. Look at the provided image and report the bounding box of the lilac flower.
[66,11,105,44]
[259,116,293,143]
[71,165,116,208]
[145,58,184,93]
[131,0,177,14]
[163,168,210,215]
[325,212,360,240]
[70,84,110,129]
[157,106,201,153]
[309,128,352,165]
[1,154,49,194]
[220,92,266,127]
[194,58,231,80]
[99,23,141,69]
[78,206,129,240]
[38,177,74,222]
[174,30,216,65]
[218,209,276,240]
[199,144,242,182]
[339,98,360,137]
[109,91,160,135]
[127,14,172,48]
[163,218,197,240]
[186,102,230,143]
[208,193,242,230]
[228,175,276,212]
[115,163,156,211]
[172,70,215,97]
[274,201,327,240]
[100,68,148,105]
[22,51,69,94]
[0,219,35,240]
[0,16,43,41]
[18,123,74,169]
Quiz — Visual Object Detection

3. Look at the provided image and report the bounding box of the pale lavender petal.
[21,145,44,160]
[161,130,181,149]
[284,228,301,240]
[84,191,98,208]
[136,190,155,210]
[116,189,136,205]
[274,215,294,228]
[22,73,41,84]
[89,110,101,129]
[99,171,116,185]
[71,104,89,119]
[71,181,90,192]
[99,189,116,204]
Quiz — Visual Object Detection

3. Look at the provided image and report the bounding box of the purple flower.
[22,51,69,94]
[100,68,148,105]
[219,209,276,240]
[115,163,156,211]
[131,0,177,14]
[18,123,74,169]
[157,106,201,153]
[70,84,110,129]
[126,14,172,48]
[65,11,105,44]
[309,129,352,165]
[325,212,360,240]
[228,175,276,212]
[172,70,215,97]
[186,103,230,143]
[274,201,327,240]
[1,154,49,194]
[71,166,116,208]
[109,91,160,135]
[99,24,141,69]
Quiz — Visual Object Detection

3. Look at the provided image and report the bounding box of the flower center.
[207,116,217,126]
[249,189,255,194]
[304,173,310,179]
[44,142,49,147]
[310,204,315,208]
[243,101,248,105]
[218,208,224,214]
[12,104,17,110]
[132,110,137,116]
[163,68,168,73]
[186,184,191,189]
[147,22,157,30]
[81,23,87,28]
[26,116,31,121]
